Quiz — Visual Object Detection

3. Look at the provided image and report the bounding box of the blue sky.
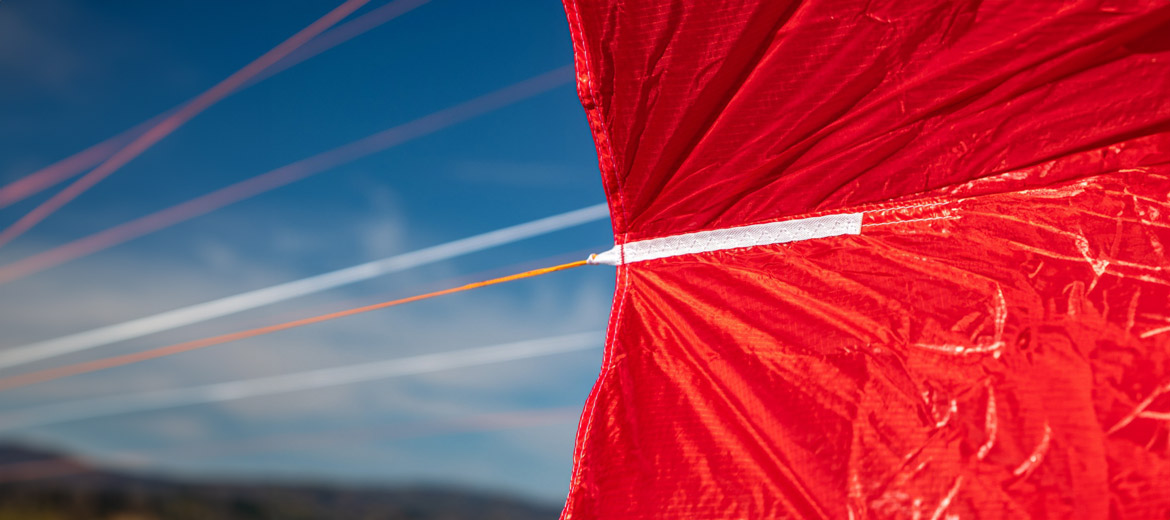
[0,0,614,503]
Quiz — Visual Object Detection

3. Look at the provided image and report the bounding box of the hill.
[0,443,560,520]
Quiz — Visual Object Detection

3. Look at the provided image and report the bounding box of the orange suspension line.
[0,259,588,392]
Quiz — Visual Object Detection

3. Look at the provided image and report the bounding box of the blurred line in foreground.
[0,0,373,248]
[0,332,602,431]
[0,204,605,374]
[0,66,575,285]
[0,258,591,391]
[0,0,431,209]
[210,245,608,334]
[0,116,154,209]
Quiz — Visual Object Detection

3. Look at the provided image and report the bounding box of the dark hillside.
[0,444,560,520]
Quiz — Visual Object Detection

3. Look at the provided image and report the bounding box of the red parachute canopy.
[561,1,1170,518]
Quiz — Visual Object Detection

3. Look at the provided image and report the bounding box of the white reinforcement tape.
[588,212,863,266]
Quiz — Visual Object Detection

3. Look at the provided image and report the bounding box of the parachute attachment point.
[588,212,862,266]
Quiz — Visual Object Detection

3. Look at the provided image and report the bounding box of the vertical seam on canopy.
[566,0,628,238]
[560,2,632,515]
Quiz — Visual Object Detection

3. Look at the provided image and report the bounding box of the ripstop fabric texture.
[560,1,1170,518]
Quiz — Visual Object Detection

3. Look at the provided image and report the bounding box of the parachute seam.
[589,201,963,264]
[865,199,956,214]
[590,213,862,265]
[566,263,628,512]
[561,2,628,513]
[863,215,960,228]
[568,0,627,238]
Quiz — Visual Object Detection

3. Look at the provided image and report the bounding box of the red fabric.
[561,1,1170,518]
